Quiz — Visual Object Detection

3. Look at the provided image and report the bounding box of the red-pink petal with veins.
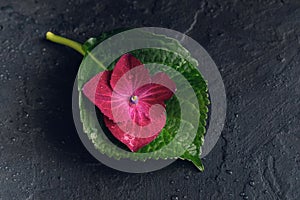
[110,54,151,94]
[82,71,114,120]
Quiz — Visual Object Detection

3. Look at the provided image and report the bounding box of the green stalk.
[46,32,106,70]
[46,32,85,55]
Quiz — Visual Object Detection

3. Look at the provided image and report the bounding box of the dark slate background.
[0,0,299,199]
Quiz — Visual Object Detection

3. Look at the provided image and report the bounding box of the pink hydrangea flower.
[82,54,176,152]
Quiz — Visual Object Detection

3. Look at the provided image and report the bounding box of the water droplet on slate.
[276,55,285,63]
[226,170,233,175]
[184,175,190,180]
[183,195,187,199]
[263,190,268,194]
[171,195,179,200]
[24,112,29,118]
[170,180,175,184]
[240,192,246,197]
[73,27,79,33]
[249,180,255,186]
[175,188,180,192]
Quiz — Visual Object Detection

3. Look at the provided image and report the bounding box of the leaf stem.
[46,32,85,55]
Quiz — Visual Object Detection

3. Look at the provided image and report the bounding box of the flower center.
[130,95,139,104]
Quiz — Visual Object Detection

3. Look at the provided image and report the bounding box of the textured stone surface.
[0,0,300,199]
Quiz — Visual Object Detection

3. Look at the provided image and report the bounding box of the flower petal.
[104,105,166,152]
[134,72,176,104]
[129,101,152,126]
[110,54,151,94]
[82,71,114,120]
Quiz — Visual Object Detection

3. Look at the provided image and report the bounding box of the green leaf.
[77,30,209,170]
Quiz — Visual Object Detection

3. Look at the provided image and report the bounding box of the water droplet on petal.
[128,74,134,79]
[110,125,116,129]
